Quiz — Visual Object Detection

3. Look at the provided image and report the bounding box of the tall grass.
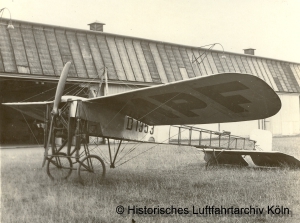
[1,137,300,222]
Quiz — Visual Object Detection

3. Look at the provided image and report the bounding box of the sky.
[1,0,300,62]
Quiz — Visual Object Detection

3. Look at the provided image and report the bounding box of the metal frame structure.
[44,100,107,184]
[168,125,258,169]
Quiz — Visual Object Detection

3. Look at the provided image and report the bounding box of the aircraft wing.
[83,73,281,125]
[2,101,52,121]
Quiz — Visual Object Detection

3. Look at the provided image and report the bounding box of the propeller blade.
[52,61,71,115]
[42,113,54,167]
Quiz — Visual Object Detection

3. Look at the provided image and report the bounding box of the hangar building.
[0,18,300,144]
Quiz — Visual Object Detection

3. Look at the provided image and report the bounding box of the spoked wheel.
[47,152,73,180]
[77,155,106,185]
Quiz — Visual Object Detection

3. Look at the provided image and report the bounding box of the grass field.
[1,137,300,222]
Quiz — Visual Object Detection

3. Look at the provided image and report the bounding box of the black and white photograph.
[1,0,300,222]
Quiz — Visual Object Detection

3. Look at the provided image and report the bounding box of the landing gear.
[77,155,106,185]
[204,150,220,169]
[44,101,106,184]
[46,152,72,180]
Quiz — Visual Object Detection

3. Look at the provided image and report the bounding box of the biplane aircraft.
[3,61,300,184]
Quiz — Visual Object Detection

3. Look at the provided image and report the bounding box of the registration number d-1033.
[125,116,154,135]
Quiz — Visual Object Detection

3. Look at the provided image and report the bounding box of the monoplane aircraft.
[3,61,300,184]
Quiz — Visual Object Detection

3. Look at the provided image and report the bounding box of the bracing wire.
[21,85,58,102]
[114,120,255,167]
[21,113,41,146]
[115,127,200,167]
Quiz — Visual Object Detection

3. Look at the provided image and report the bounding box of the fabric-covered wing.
[2,101,52,121]
[84,73,281,125]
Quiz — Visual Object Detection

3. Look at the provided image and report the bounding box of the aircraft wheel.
[77,155,106,185]
[47,152,73,180]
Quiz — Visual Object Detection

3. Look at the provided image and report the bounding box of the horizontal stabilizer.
[201,149,300,168]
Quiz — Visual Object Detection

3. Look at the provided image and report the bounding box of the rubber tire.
[47,152,73,180]
[77,155,106,185]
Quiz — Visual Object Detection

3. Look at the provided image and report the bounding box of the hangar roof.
[0,18,300,92]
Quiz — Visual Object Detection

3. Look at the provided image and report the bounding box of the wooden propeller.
[42,61,71,167]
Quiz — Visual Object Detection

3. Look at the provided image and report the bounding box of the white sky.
[2,0,300,62]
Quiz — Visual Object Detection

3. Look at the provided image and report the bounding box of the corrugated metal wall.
[1,19,300,93]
